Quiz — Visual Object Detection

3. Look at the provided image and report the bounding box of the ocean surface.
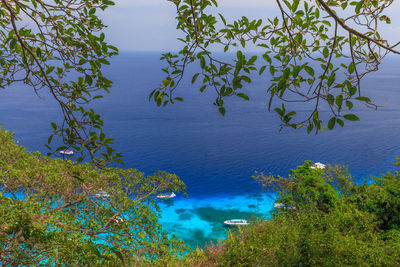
[1,52,400,248]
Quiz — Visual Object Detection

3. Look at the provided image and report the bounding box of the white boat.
[114,216,124,223]
[311,162,326,170]
[156,192,176,199]
[224,219,248,226]
[274,203,296,210]
[59,149,74,155]
[93,191,111,198]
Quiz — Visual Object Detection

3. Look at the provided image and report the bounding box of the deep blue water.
[1,52,400,248]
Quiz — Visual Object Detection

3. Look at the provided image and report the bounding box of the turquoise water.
[158,193,274,248]
[1,52,400,248]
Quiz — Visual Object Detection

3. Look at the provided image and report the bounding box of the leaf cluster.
[154,0,397,133]
[0,0,120,164]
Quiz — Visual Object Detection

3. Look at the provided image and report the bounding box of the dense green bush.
[177,162,400,266]
[0,127,186,265]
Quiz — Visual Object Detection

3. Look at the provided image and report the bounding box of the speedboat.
[311,162,326,170]
[59,149,74,155]
[224,219,248,226]
[156,192,176,199]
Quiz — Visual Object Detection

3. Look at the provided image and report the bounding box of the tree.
[0,0,119,164]
[0,126,186,265]
[153,0,399,133]
[0,1,191,264]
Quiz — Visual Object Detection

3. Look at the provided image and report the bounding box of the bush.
[177,162,400,266]
[0,126,186,265]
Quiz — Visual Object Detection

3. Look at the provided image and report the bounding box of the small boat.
[156,192,176,199]
[274,203,297,210]
[60,149,74,155]
[93,191,111,198]
[311,162,326,170]
[114,216,124,223]
[224,219,248,226]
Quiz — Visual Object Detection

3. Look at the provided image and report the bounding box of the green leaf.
[9,39,17,49]
[219,13,226,25]
[327,72,335,87]
[259,66,266,75]
[292,0,300,12]
[328,117,336,130]
[36,47,42,57]
[307,124,314,134]
[327,94,334,106]
[315,8,320,19]
[199,56,206,68]
[336,118,344,127]
[93,95,104,100]
[47,134,53,144]
[335,94,343,108]
[46,66,55,74]
[237,92,249,101]
[304,66,314,76]
[323,47,330,58]
[236,50,243,60]
[219,107,226,116]
[346,100,354,110]
[191,73,199,84]
[348,62,355,74]
[355,96,370,102]
[343,114,360,121]
[355,1,363,14]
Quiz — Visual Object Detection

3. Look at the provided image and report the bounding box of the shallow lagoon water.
[0,52,400,248]
[157,193,274,248]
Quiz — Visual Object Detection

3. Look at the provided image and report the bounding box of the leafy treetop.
[0,126,186,265]
[153,0,398,133]
[0,0,119,164]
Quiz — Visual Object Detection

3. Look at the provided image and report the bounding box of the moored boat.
[156,192,176,199]
[93,190,111,198]
[224,219,248,226]
[311,162,326,170]
[274,203,297,210]
[59,149,74,155]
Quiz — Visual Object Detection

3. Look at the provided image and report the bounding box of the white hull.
[60,150,74,155]
[156,192,176,199]
[224,219,248,226]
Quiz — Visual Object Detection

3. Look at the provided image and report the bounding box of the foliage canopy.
[176,161,400,266]
[0,126,186,265]
[154,0,399,133]
[0,0,119,163]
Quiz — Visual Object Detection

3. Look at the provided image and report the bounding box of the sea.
[1,52,399,248]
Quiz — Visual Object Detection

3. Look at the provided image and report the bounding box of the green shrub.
[177,162,400,266]
[0,127,186,265]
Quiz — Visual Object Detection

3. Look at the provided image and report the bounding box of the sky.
[100,0,400,52]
